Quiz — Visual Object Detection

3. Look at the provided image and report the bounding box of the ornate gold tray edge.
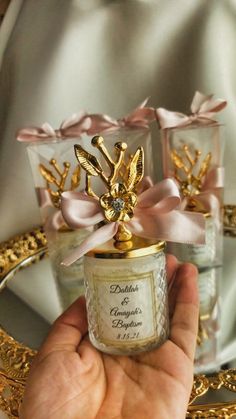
[0,219,236,419]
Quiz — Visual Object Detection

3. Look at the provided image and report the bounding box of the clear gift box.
[27,138,89,309]
[161,123,225,268]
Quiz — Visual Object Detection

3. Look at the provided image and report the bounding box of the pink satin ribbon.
[156,91,227,129]
[16,112,91,142]
[87,98,156,135]
[61,178,205,266]
[36,187,65,231]
[16,99,155,143]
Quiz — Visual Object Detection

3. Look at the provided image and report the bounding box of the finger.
[169,263,199,361]
[135,262,198,367]
[166,253,178,284]
[35,296,88,363]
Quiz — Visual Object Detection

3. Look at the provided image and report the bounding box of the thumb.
[35,296,88,365]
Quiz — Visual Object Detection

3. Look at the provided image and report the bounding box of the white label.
[94,272,156,345]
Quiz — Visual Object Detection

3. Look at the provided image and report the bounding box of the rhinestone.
[111,198,125,212]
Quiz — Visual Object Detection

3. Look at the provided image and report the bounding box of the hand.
[20,256,199,419]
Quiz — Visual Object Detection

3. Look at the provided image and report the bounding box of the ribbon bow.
[16,112,91,142]
[156,91,227,129]
[87,98,156,135]
[61,178,205,266]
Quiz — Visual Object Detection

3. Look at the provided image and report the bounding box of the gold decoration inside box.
[0,220,236,418]
[39,158,81,209]
[171,144,212,212]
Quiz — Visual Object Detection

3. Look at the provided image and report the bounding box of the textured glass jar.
[169,214,217,268]
[160,123,224,268]
[48,228,89,309]
[195,267,221,373]
[84,237,168,355]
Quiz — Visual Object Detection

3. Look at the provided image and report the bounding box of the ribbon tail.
[16,127,50,142]
[203,167,224,190]
[156,108,190,129]
[129,210,205,244]
[195,193,221,229]
[62,222,119,266]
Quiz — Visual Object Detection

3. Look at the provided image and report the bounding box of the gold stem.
[50,159,62,177]
[92,136,114,168]
[60,163,70,190]
[114,223,132,242]
[85,174,98,198]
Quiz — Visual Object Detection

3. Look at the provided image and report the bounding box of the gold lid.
[86,236,165,259]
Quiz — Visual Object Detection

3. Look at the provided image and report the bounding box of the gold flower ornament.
[74,136,144,238]
[100,182,137,222]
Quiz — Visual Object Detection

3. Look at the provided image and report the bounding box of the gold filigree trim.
[187,402,236,418]
[0,328,36,418]
[189,370,236,405]
[0,227,47,290]
[0,372,25,419]
[224,205,236,237]
[0,329,36,382]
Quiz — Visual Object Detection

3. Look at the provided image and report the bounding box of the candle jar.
[48,228,89,308]
[195,267,221,373]
[160,123,225,268]
[168,213,217,268]
[84,237,169,355]
[27,138,88,309]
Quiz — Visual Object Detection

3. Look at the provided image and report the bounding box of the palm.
[20,256,198,419]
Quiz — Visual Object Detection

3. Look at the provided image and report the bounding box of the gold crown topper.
[39,159,80,208]
[171,144,212,203]
[74,136,144,241]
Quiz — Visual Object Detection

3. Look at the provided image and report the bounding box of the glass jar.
[27,137,92,309]
[168,214,217,268]
[48,228,89,309]
[84,237,168,355]
[160,123,224,268]
[195,267,221,373]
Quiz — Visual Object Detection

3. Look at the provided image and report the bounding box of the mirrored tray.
[0,210,236,419]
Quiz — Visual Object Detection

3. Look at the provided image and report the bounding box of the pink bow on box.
[16,112,91,142]
[87,98,156,135]
[61,178,205,266]
[156,91,227,129]
[16,98,156,143]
